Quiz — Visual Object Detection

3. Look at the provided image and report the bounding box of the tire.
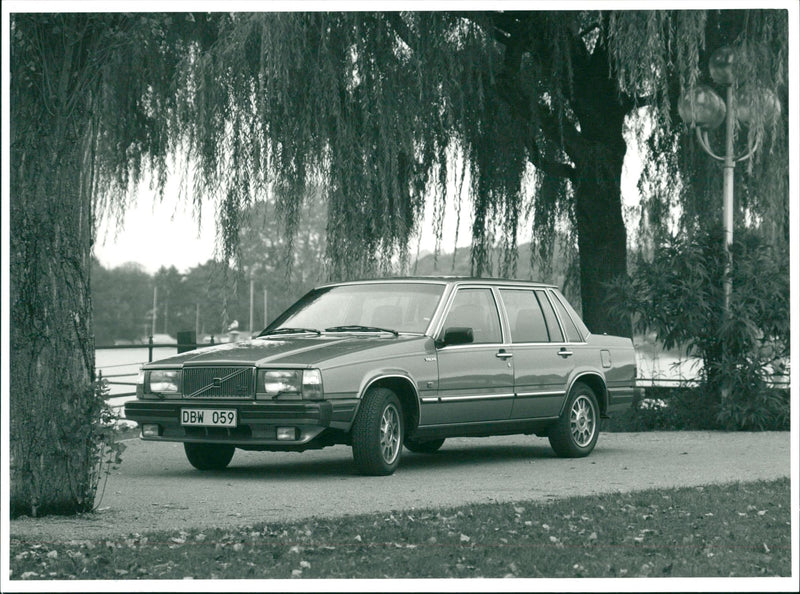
[548,382,599,458]
[352,387,404,475]
[404,437,445,454]
[184,442,235,470]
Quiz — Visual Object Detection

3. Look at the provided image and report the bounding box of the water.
[96,346,178,417]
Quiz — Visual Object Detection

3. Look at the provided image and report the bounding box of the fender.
[348,369,422,431]
[559,369,609,417]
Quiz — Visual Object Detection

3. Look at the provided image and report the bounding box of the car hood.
[143,334,431,368]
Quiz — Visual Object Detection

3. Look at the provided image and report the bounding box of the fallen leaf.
[460,534,470,543]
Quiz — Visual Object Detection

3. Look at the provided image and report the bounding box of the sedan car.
[125,278,636,475]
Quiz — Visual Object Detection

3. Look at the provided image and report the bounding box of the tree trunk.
[11,157,99,516]
[10,24,102,517]
[569,37,633,339]
[572,141,632,338]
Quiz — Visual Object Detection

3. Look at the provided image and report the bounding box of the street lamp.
[678,46,781,314]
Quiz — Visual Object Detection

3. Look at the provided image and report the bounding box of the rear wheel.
[184,443,235,470]
[352,387,403,475]
[404,437,445,454]
[548,382,599,458]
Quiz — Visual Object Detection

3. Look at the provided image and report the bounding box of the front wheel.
[352,387,404,475]
[184,443,235,470]
[548,382,599,458]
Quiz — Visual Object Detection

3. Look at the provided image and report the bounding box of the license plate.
[181,408,238,427]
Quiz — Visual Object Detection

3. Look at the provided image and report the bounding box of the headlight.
[261,370,301,399]
[146,369,181,394]
[257,369,324,400]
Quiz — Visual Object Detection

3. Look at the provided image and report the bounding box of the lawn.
[9,478,791,580]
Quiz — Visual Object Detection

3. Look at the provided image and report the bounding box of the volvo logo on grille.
[186,367,252,398]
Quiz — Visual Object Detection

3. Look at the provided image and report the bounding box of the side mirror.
[439,326,474,347]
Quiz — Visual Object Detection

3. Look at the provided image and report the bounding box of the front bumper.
[124,399,358,447]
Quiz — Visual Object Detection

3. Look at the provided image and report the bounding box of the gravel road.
[10,431,791,542]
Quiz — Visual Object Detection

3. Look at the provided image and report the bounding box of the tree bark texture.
[10,21,101,516]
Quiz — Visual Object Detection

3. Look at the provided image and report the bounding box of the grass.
[9,478,791,580]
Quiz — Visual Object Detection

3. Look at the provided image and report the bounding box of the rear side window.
[550,290,584,342]
[500,290,549,343]
[535,290,564,342]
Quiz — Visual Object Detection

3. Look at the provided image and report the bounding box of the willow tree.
[9,13,217,516]
[10,9,787,515]
[158,10,786,338]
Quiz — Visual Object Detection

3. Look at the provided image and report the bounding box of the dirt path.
[10,431,791,542]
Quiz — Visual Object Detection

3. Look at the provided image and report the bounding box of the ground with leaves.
[9,478,790,580]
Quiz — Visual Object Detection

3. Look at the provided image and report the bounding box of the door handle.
[558,348,573,358]
[496,349,513,359]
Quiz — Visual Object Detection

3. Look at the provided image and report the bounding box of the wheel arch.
[354,374,421,436]
[563,372,608,416]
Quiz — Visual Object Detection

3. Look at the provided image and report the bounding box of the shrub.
[609,228,789,431]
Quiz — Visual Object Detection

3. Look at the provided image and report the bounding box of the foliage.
[604,387,716,432]
[10,479,791,579]
[633,11,789,257]
[92,260,154,343]
[88,381,127,513]
[609,228,790,430]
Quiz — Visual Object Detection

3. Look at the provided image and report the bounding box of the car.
[125,277,637,475]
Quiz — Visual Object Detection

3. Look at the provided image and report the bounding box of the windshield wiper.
[259,327,321,337]
[324,325,399,336]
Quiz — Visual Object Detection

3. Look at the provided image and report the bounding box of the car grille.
[182,367,255,399]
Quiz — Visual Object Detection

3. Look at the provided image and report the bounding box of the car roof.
[317,276,557,289]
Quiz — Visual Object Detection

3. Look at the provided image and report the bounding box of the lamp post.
[678,46,780,314]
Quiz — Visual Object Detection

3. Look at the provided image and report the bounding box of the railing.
[97,337,214,416]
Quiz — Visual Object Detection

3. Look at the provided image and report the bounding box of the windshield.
[261,282,446,335]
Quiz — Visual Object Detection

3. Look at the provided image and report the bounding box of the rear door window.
[499,290,549,343]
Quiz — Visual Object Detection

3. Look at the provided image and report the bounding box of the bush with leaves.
[610,228,789,431]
